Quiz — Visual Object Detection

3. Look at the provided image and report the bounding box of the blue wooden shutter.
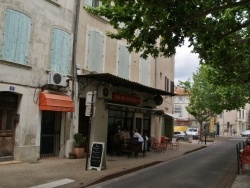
[140,57,150,86]
[85,0,93,6]
[118,45,130,79]
[51,29,70,75]
[2,10,31,64]
[87,30,104,73]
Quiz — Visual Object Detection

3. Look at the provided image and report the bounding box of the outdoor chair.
[160,136,167,150]
[170,138,179,150]
[240,148,250,173]
[151,137,163,152]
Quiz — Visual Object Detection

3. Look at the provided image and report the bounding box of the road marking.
[29,178,75,188]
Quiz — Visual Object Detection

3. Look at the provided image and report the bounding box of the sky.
[174,41,200,85]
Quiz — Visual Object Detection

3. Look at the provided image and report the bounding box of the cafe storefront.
[77,73,174,155]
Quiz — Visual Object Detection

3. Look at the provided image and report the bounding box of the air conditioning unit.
[48,72,68,87]
[97,86,112,99]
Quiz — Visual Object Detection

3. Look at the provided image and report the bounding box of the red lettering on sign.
[112,93,141,105]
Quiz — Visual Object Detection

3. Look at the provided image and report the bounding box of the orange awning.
[39,92,74,112]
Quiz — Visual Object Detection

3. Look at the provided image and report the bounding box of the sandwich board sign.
[89,142,105,171]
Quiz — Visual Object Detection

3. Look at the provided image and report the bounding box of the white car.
[186,128,199,139]
[173,131,187,141]
[241,130,250,137]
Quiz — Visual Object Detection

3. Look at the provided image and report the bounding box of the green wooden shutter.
[50,29,70,75]
[118,45,130,79]
[2,10,31,64]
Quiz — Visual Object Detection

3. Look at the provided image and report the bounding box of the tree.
[179,64,247,133]
[88,1,250,55]
[179,66,219,132]
[88,0,250,87]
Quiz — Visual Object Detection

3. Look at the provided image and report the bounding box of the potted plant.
[73,133,86,158]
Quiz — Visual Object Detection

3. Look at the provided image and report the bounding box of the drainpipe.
[66,0,81,158]
[72,0,81,101]
[154,57,157,89]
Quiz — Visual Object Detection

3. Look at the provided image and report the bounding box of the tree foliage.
[88,0,250,89]
[88,1,250,55]
[87,0,250,109]
[179,64,247,127]
[179,66,220,127]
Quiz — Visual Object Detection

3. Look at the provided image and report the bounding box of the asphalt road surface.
[88,138,238,188]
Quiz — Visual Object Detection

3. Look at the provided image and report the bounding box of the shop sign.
[112,92,141,105]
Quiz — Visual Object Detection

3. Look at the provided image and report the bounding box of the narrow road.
[88,138,238,188]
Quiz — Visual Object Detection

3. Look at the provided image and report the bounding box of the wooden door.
[0,92,17,160]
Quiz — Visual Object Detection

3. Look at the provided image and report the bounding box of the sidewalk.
[0,138,248,188]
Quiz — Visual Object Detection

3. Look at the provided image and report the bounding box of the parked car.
[174,131,188,141]
[186,128,199,139]
[241,130,250,137]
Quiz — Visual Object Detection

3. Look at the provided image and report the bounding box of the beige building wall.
[75,0,175,146]
[0,0,75,161]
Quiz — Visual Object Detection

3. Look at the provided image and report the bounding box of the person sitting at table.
[120,127,130,140]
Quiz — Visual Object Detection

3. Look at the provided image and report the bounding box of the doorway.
[0,92,17,161]
[135,113,143,134]
[40,111,61,157]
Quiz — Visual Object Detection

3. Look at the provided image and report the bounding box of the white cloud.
[174,41,200,85]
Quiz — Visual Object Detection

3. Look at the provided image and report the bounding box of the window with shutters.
[117,45,130,79]
[165,77,169,92]
[174,105,183,117]
[50,29,71,75]
[85,0,102,7]
[1,10,31,65]
[139,57,150,86]
[87,30,104,73]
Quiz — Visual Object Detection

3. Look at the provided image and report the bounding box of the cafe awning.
[78,73,175,96]
[39,92,74,112]
[165,113,178,119]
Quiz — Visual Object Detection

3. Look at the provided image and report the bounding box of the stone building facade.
[0,0,175,162]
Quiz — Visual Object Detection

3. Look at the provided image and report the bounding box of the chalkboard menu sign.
[89,142,105,171]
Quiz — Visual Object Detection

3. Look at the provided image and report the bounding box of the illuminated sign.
[112,92,141,105]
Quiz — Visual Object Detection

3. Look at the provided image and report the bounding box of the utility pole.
[85,91,96,171]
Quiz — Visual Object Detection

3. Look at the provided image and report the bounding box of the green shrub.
[73,133,86,148]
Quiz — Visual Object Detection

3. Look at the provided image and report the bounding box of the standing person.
[133,129,144,143]
[133,129,144,152]
[143,132,149,151]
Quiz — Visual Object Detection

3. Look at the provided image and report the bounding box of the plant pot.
[74,147,85,158]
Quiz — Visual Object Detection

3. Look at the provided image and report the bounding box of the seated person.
[120,127,130,140]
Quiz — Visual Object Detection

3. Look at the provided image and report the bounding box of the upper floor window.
[178,96,183,102]
[87,30,104,73]
[238,109,245,119]
[50,29,71,75]
[117,44,130,79]
[174,105,183,117]
[1,10,31,65]
[165,77,169,92]
[85,0,102,7]
[139,57,150,86]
